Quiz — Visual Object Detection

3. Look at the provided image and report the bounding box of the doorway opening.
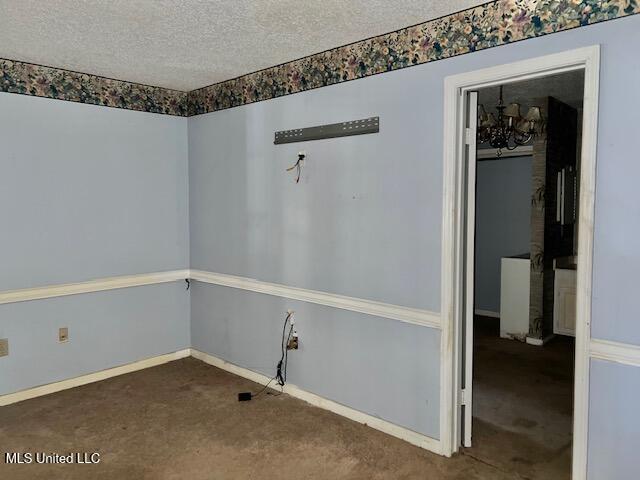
[440,47,600,480]
[467,69,584,479]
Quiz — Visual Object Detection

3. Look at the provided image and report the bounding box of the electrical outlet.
[287,332,299,350]
[0,338,8,357]
[59,327,69,343]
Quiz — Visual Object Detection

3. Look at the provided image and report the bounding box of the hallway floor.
[468,316,575,479]
[0,339,574,480]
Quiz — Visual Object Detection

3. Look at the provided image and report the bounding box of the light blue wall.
[475,156,532,313]
[587,359,640,480]
[188,13,640,463]
[0,94,190,393]
[188,84,442,311]
[189,16,640,339]
[0,93,189,291]
[0,12,638,477]
[0,282,190,395]
[190,282,441,438]
[187,53,447,437]
[588,23,640,346]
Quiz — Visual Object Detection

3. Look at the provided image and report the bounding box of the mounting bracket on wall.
[274,116,379,144]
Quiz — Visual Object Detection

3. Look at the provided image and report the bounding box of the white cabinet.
[554,268,577,336]
[500,256,531,340]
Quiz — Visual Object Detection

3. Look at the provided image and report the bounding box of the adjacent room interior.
[1,2,639,480]
[468,70,584,479]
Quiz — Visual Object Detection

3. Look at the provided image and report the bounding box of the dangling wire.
[276,311,294,386]
[250,311,294,399]
[286,153,305,183]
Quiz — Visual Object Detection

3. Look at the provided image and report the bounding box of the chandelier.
[477,85,543,156]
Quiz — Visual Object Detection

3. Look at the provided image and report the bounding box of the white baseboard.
[525,334,555,346]
[1,347,442,456]
[474,309,499,318]
[0,349,191,406]
[190,349,442,455]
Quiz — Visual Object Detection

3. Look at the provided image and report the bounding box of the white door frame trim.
[440,45,600,480]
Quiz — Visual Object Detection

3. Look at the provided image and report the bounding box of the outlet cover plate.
[0,338,8,357]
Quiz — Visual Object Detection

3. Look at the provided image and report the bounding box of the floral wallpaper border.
[1,1,638,116]
[0,59,188,116]
[188,0,639,115]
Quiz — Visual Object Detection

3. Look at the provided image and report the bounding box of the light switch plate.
[0,338,8,357]
[59,327,69,343]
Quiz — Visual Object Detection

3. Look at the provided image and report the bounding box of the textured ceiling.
[0,0,486,91]
[479,70,586,113]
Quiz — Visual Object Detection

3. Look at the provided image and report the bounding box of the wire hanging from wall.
[237,311,295,401]
[286,152,305,183]
[275,311,295,387]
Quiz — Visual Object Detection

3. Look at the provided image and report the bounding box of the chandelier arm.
[477,85,542,150]
[513,131,533,145]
